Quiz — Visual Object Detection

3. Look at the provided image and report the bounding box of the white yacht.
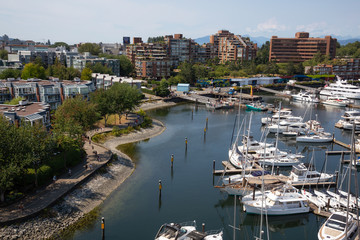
[292,91,320,103]
[287,163,334,184]
[320,78,360,99]
[261,109,293,125]
[242,184,310,215]
[268,121,307,134]
[322,96,351,107]
[296,133,333,143]
[318,211,358,240]
[155,221,223,240]
[336,110,360,130]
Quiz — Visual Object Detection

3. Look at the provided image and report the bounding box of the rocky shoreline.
[0,100,173,240]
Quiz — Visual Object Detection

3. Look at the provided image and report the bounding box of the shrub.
[140,116,153,128]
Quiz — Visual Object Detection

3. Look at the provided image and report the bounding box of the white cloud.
[246,18,287,34]
[296,22,328,34]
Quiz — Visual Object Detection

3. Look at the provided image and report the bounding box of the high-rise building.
[210,30,257,63]
[269,32,337,63]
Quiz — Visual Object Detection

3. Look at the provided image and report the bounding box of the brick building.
[210,30,257,63]
[269,32,337,63]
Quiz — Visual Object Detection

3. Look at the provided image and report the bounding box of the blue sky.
[1,0,359,44]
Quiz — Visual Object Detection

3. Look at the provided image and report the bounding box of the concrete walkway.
[0,114,140,224]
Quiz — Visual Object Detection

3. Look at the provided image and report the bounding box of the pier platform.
[258,87,292,98]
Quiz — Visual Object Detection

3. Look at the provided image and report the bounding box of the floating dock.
[258,87,292,98]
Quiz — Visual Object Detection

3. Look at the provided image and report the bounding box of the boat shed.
[230,77,282,86]
[177,83,190,92]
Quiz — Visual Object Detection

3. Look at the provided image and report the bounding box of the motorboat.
[318,211,358,240]
[154,221,223,240]
[296,133,333,143]
[261,156,300,167]
[287,163,334,184]
[221,101,235,109]
[268,121,307,134]
[261,109,293,125]
[242,184,310,215]
[206,101,222,110]
[322,96,351,107]
[336,110,360,130]
[320,78,360,99]
[292,91,320,103]
[246,102,268,111]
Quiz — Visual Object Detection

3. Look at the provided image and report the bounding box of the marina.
[71,96,360,240]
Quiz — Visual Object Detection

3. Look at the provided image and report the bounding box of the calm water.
[72,97,359,240]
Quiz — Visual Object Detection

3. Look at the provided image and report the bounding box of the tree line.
[0,82,142,203]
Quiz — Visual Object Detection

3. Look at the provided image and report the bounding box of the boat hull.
[243,203,310,216]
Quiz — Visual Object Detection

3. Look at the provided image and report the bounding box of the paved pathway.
[0,114,139,224]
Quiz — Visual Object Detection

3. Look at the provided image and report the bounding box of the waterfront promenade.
[0,113,140,224]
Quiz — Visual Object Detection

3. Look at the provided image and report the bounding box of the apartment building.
[269,32,337,63]
[126,42,170,79]
[210,30,257,63]
[92,73,143,89]
[332,58,360,79]
[70,52,121,76]
[0,79,95,109]
[306,59,360,79]
[0,101,51,128]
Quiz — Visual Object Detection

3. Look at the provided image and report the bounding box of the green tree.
[155,79,170,97]
[53,95,99,136]
[46,58,81,80]
[147,36,165,43]
[0,117,26,202]
[21,63,46,79]
[90,89,114,127]
[81,67,93,80]
[108,83,142,123]
[98,54,135,76]
[22,123,53,187]
[51,42,70,51]
[179,61,196,84]
[78,43,101,56]
[86,62,112,75]
[255,41,270,65]
[285,62,296,75]
[0,49,8,60]
[0,68,21,79]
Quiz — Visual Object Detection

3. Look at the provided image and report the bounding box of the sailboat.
[318,123,359,240]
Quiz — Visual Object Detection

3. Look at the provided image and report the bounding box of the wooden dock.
[348,104,360,109]
[292,84,320,93]
[212,161,263,175]
[332,138,360,153]
[258,87,292,98]
[308,203,332,218]
[325,150,351,155]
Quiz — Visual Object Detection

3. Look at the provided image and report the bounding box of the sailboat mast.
[345,121,355,236]
[272,102,282,175]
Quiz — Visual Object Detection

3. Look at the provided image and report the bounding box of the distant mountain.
[194,35,210,45]
[244,35,269,47]
[338,38,360,45]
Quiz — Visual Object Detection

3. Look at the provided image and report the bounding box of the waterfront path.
[0,115,140,224]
